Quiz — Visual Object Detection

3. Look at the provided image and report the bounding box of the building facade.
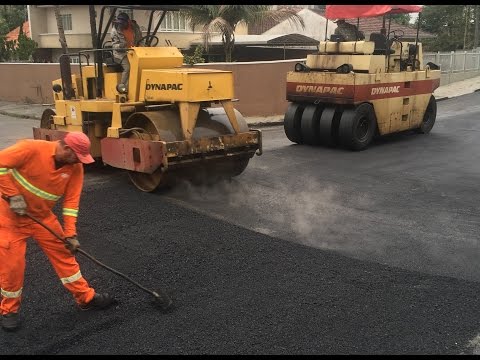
[26,5,209,62]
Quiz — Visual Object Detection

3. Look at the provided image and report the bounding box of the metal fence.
[423,49,480,74]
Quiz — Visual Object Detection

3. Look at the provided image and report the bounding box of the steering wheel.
[389,29,404,41]
[136,35,159,47]
[102,40,112,49]
[100,41,115,63]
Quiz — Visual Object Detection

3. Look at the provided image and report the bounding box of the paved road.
[0,95,479,354]
[0,116,40,148]
[166,93,480,284]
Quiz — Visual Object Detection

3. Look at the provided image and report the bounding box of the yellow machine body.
[34,46,262,191]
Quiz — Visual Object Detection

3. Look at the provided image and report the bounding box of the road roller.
[33,5,262,192]
[284,5,441,151]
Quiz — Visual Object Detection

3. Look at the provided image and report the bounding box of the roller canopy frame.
[325,5,422,20]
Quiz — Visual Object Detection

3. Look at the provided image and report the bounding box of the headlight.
[116,83,128,94]
[294,63,310,72]
[52,84,62,93]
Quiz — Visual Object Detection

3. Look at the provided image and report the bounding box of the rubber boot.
[2,313,20,331]
[79,293,116,311]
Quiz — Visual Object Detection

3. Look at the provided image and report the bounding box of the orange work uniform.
[123,22,135,48]
[0,139,95,315]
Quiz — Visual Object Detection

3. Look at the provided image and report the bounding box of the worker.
[111,12,144,92]
[0,132,115,332]
[333,19,365,41]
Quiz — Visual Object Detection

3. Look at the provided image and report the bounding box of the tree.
[54,5,68,54]
[89,5,98,49]
[0,17,37,62]
[183,45,205,65]
[463,5,471,50]
[474,5,479,49]
[391,13,410,26]
[0,37,16,61]
[180,5,305,62]
[0,5,27,35]
[15,28,37,61]
[419,5,467,51]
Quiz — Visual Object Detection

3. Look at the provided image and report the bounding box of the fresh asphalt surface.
[1,94,480,354]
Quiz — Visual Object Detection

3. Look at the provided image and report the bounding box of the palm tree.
[54,5,68,54]
[180,5,305,62]
[88,5,98,49]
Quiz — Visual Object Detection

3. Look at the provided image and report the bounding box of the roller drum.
[124,107,251,192]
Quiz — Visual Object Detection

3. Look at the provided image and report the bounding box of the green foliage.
[0,29,38,62]
[15,32,37,61]
[180,5,305,62]
[0,5,27,35]
[183,45,205,65]
[0,36,16,61]
[391,14,410,26]
[0,5,35,62]
[419,5,476,51]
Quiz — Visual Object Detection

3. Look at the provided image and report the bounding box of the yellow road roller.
[284,5,441,151]
[33,5,262,192]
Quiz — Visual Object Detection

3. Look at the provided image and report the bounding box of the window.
[60,14,72,31]
[160,12,188,32]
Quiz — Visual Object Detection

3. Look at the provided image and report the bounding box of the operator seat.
[369,33,394,55]
[330,34,346,42]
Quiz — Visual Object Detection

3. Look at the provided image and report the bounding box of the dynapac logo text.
[146,83,183,91]
[371,86,400,95]
[295,85,344,95]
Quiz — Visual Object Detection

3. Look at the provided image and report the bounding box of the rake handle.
[1,194,161,297]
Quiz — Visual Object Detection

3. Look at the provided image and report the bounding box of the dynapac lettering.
[295,85,344,95]
[371,86,400,95]
[146,83,183,91]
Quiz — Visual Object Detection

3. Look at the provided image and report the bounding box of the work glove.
[65,237,81,255]
[9,195,27,216]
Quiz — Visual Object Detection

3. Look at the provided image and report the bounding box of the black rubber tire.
[40,108,56,129]
[284,103,305,144]
[338,103,377,151]
[300,105,324,145]
[416,95,437,134]
[318,107,338,147]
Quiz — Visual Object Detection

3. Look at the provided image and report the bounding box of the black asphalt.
[1,171,479,355]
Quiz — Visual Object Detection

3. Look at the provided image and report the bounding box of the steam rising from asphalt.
[168,162,479,282]
[173,177,376,252]
[171,175,480,281]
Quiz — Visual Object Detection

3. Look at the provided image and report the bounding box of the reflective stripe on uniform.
[11,169,61,201]
[63,208,78,217]
[60,270,82,285]
[0,167,8,175]
[1,287,23,298]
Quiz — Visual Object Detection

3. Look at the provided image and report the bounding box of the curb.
[248,120,284,128]
[0,108,286,127]
[0,91,476,125]
[0,110,40,120]
[0,107,286,127]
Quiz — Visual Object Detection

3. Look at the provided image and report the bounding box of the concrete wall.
[0,60,298,117]
[0,60,477,117]
[0,63,79,104]
[440,70,480,86]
